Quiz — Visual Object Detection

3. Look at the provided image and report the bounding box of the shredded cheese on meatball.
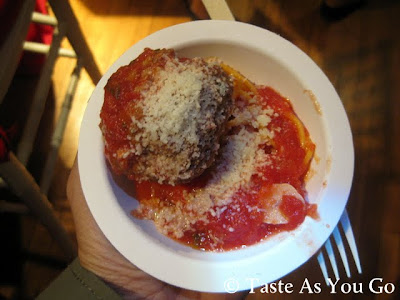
[127,54,232,184]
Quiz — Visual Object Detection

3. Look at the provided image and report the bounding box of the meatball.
[100,48,233,185]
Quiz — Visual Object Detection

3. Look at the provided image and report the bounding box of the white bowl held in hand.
[78,20,354,292]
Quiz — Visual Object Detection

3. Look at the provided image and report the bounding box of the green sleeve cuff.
[37,258,122,300]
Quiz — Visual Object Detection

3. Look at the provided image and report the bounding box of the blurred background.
[0,0,399,299]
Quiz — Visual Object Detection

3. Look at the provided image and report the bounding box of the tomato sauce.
[132,85,315,251]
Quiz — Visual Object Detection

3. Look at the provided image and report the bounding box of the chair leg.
[0,153,77,261]
[40,61,82,195]
[16,24,66,166]
[48,0,102,84]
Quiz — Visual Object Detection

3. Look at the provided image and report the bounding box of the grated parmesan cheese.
[136,90,279,239]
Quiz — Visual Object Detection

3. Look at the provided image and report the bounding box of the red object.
[0,0,54,75]
[0,123,18,162]
[19,0,54,74]
[0,126,11,162]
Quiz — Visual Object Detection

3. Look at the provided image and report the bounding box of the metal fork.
[317,209,362,285]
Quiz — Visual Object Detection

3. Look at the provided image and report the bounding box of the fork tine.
[317,251,330,286]
[324,238,340,281]
[340,209,362,274]
[332,226,351,278]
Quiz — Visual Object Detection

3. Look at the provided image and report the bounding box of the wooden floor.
[1,0,399,299]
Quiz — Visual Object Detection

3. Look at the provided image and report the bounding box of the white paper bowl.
[78,20,354,293]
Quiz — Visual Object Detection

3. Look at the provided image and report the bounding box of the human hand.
[67,160,247,299]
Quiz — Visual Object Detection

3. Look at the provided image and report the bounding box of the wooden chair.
[0,0,101,261]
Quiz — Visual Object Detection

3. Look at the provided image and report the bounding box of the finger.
[66,158,109,247]
[67,159,92,229]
